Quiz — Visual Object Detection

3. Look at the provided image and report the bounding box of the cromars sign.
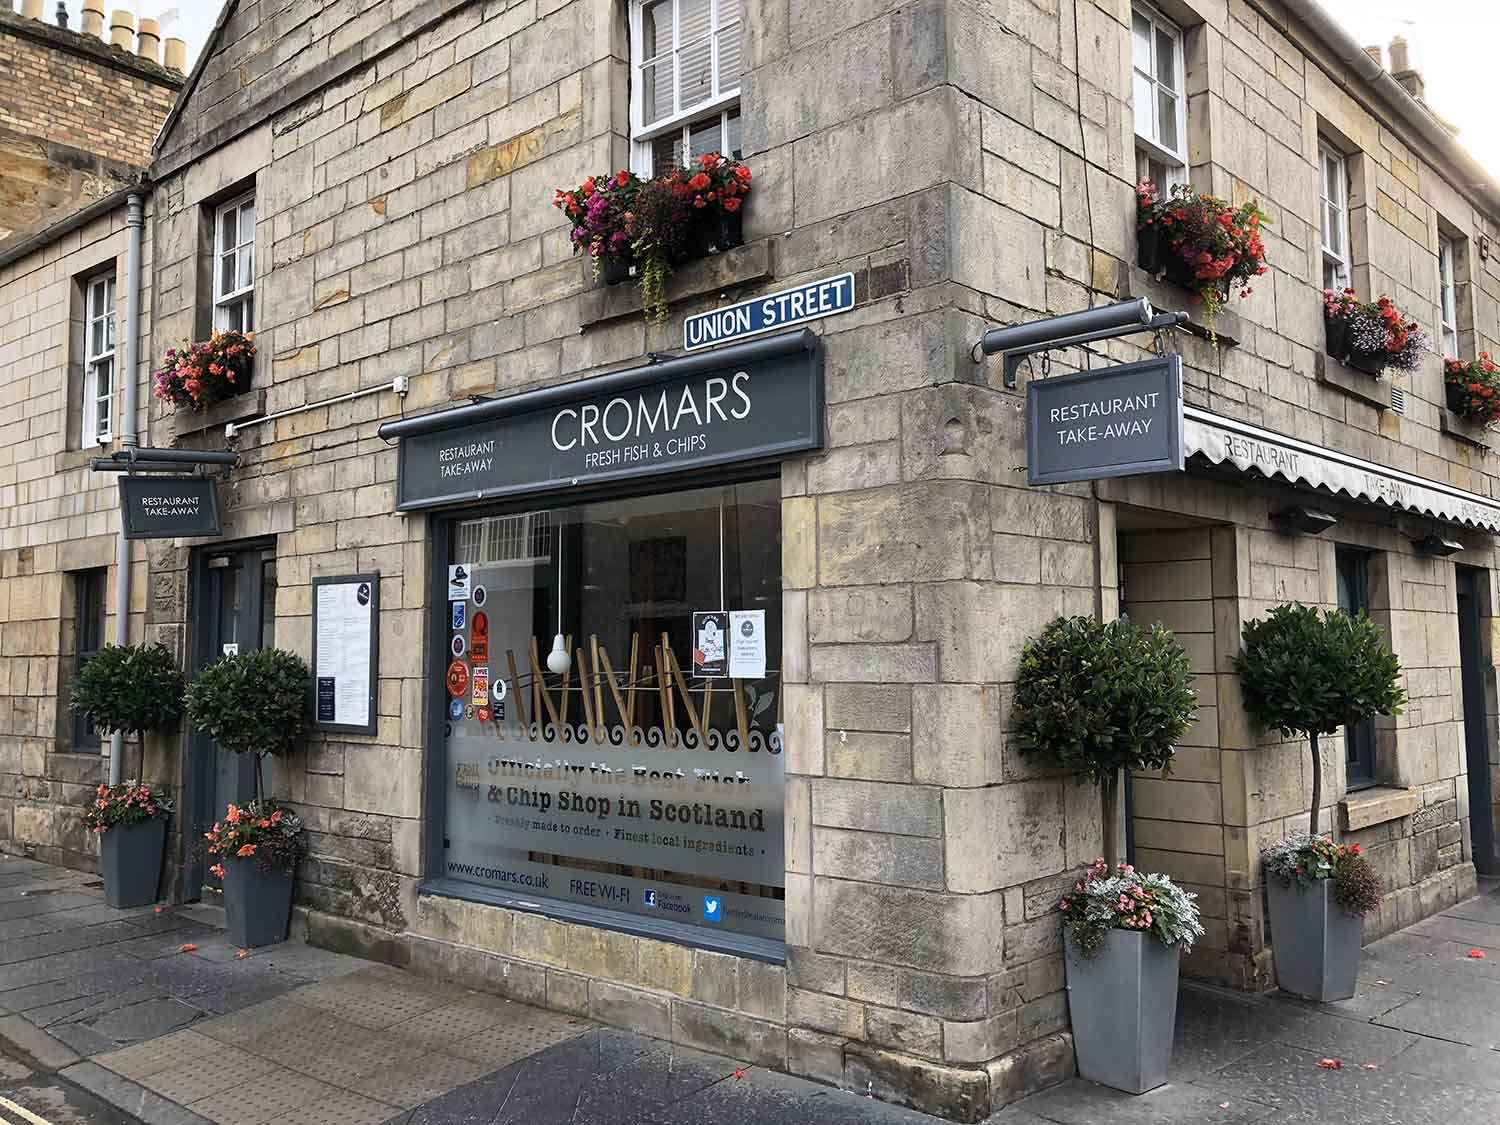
[383,330,825,510]
[1026,356,1185,485]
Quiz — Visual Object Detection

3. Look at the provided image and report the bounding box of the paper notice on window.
[315,579,374,729]
[728,610,766,680]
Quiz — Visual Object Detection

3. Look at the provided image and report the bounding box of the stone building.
[4,0,1500,1118]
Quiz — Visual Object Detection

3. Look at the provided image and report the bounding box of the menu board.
[312,573,380,735]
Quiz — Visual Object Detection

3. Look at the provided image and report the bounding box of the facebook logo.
[644,890,658,908]
[703,896,722,923]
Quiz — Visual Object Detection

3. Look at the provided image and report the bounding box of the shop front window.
[441,478,784,944]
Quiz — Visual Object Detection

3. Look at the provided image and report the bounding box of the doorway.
[184,541,277,898]
[1457,567,1495,875]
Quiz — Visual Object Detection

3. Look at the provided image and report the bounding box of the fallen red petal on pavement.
[1468,949,1487,959]
[153,906,164,914]
[178,943,198,953]
[1317,1058,1341,1069]
[732,1069,746,1080]
[1361,1063,1378,1070]
[1219,1103,1231,1110]
[235,950,251,959]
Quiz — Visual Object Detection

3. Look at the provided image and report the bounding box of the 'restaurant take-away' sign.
[117,476,222,539]
[1026,356,1185,485]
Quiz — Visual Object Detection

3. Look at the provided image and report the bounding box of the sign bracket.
[974,299,1190,389]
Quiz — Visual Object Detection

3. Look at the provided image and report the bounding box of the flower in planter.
[153,331,256,411]
[1058,858,1204,957]
[685,152,752,215]
[1444,353,1500,428]
[203,798,304,875]
[1136,180,1270,338]
[1323,289,1426,374]
[1263,834,1383,918]
[630,172,697,324]
[82,782,174,835]
[554,170,641,273]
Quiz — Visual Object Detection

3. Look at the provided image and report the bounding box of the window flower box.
[1135,180,1268,340]
[1323,290,1425,379]
[556,155,752,323]
[1444,354,1500,430]
[153,331,256,412]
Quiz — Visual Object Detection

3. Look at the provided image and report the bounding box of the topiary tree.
[1234,602,1405,835]
[1014,616,1198,867]
[69,643,184,740]
[184,648,311,798]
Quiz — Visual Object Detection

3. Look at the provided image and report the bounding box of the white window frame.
[1320,141,1352,291]
[82,274,116,446]
[1131,2,1188,189]
[213,193,255,333]
[1438,234,1460,358]
[628,0,742,177]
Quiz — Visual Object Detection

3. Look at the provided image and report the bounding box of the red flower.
[688,173,711,191]
[723,196,742,212]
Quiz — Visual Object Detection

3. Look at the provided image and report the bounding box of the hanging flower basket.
[1323,290,1426,378]
[153,331,256,411]
[1444,354,1500,428]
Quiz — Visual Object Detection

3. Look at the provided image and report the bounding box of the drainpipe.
[110,191,145,786]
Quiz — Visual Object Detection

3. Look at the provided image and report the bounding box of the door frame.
[1456,566,1496,875]
[183,538,277,900]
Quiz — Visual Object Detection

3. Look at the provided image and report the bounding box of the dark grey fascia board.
[378,328,821,441]
[0,183,145,271]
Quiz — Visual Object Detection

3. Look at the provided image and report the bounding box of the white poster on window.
[314,577,376,731]
[728,610,766,680]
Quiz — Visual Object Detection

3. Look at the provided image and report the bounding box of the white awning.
[1183,406,1500,533]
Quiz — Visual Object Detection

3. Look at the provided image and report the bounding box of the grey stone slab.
[89,996,205,1042]
[1272,1010,1419,1065]
[0,1012,83,1069]
[44,1018,124,1057]
[186,975,305,1016]
[0,961,156,1015]
[59,1059,220,1125]
[1005,1078,1274,1124]
[1168,985,1313,1083]
[1437,892,1500,926]
[1403,914,1500,949]
[26,983,179,1029]
[1374,988,1500,1048]
[1384,1036,1500,1094]
[0,893,107,921]
[0,948,143,993]
[1314,979,1422,1021]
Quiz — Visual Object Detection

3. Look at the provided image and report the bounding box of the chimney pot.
[137,17,160,63]
[21,0,43,20]
[55,0,67,27]
[1364,44,1383,67]
[163,36,187,73]
[1388,35,1411,75]
[109,8,134,50]
[82,0,105,38]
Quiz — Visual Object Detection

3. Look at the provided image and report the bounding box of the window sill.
[1315,351,1397,412]
[1121,267,1243,348]
[577,239,773,331]
[54,448,105,473]
[1441,408,1491,450]
[168,388,266,441]
[1339,785,1420,831]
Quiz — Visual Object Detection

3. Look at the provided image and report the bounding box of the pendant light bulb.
[547,633,571,675]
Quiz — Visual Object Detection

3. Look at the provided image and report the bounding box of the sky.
[50,1,1500,183]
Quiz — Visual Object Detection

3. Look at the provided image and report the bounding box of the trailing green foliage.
[184,648,311,759]
[1014,616,1198,783]
[1235,602,1405,833]
[68,643,184,737]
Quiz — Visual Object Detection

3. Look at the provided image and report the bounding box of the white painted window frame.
[82,273,116,446]
[1438,234,1460,358]
[213,193,256,333]
[1131,2,1188,188]
[1320,141,1352,291]
[628,0,742,177]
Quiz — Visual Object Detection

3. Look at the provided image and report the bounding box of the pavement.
[3,856,1500,1125]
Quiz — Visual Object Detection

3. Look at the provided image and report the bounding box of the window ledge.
[54,448,103,473]
[1315,352,1397,411]
[577,240,773,331]
[1339,786,1421,831]
[1441,408,1492,450]
[1121,267,1243,348]
[168,388,266,442]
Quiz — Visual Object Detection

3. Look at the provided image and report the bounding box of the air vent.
[1389,386,1406,415]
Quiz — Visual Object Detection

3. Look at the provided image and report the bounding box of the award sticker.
[472,666,490,707]
[447,565,470,601]
[451,602,465,631]
[477,706,491,723]
[451,634,466,658]
[473,584,487,607]
[446,660,470,699]
[465,705,475,720]
[449,699,463,720]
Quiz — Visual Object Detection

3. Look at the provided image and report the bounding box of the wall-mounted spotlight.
[1411,533,1464,557]
[1271,506,1339,535]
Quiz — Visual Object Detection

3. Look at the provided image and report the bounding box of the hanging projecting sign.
[1026,356,1185,486]
[682,273,855,352]
[385,330,824,511]
[117,476,222,540]
[311,574,379,735]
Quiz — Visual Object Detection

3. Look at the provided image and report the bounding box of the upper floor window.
[630,0,742,176]
[214,193,255,332]
[1320,142,1352,291]
[1439,234,1459,357]
[1131,3,1187,191]
[83,274,116,446]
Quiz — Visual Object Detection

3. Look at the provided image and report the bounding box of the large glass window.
[1320,142,1352,291]
[441,479,784,944]
[631,0,742,176]
[1336,547,1377,790]
[83,274,116,446]
[1132,3,1187,192]
[213,193,255,333]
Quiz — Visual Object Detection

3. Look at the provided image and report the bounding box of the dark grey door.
[185,542,277,899]
[1457,567,1495,875]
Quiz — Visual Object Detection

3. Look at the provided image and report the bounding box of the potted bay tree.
[1235,602,1404,1001]
[69,643,184,908]
[184,648,310,948]
[1015,616,1202,1095]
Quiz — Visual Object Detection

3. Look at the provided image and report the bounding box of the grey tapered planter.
[100,818,166,909]
[1267,877,1363,1001]
[222,860,294,948]
[1064,928,1180,1094]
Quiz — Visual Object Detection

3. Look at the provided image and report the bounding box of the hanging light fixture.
[547,528,572,675]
